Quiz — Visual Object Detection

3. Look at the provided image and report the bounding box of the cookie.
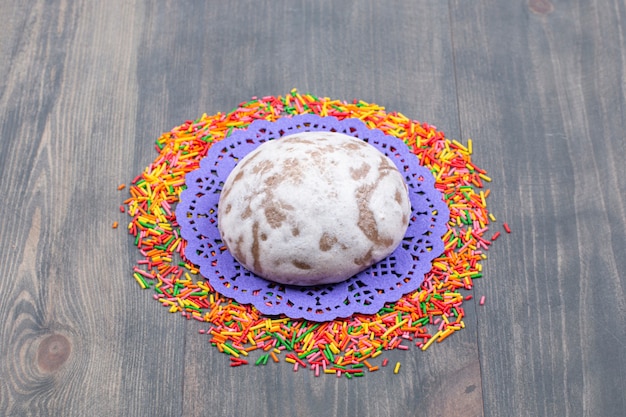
[217,131,411,285]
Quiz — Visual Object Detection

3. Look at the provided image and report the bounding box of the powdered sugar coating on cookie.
[217,131,411,286]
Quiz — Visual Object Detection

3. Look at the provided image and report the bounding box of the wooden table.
[1,1,624,416]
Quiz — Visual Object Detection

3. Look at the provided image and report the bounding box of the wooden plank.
[450,0,626,416]
[0,1,187,416]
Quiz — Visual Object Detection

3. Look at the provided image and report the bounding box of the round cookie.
[217,131,411,286]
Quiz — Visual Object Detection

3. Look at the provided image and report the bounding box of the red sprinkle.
[230,357,249,367]
[503,223,511,233]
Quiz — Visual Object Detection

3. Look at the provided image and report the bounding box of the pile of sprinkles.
[121,90,506,378]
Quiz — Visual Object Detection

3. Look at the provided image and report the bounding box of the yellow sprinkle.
[183,299,201,309]
[433,262,448,271]
[445,237,458,250]
[303,332,314,345]
[438,328,454,341]
[133,273,147,289]
[169,238,181,251]
[250,322,267,331]
[480,191,487,207]
[435,168,445,182]
[489,213,496,222]
[221,344,240,358]
[158,222,172,231]
[393,362,401,374]
[381,318,408,339]
[452,139,468,152]
[178,151,199,160]
[478,173,492,182]
[421,331,443,351]
[360,347,373,356]
[221,331,243,336]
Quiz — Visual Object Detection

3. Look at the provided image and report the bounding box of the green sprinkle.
[294,323,320,343]
[298,348,318,359]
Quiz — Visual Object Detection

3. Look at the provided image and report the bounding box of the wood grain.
[0,0,624,416]
[451,0,626,415]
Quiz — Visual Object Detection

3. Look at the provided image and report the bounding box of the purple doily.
[176,114,449,321]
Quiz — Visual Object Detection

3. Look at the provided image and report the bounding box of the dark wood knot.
[37,334,71,372]
[529,0,554,15]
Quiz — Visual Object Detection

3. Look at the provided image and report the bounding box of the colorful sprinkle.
[394,362,401,374]
[122,90,501,377]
